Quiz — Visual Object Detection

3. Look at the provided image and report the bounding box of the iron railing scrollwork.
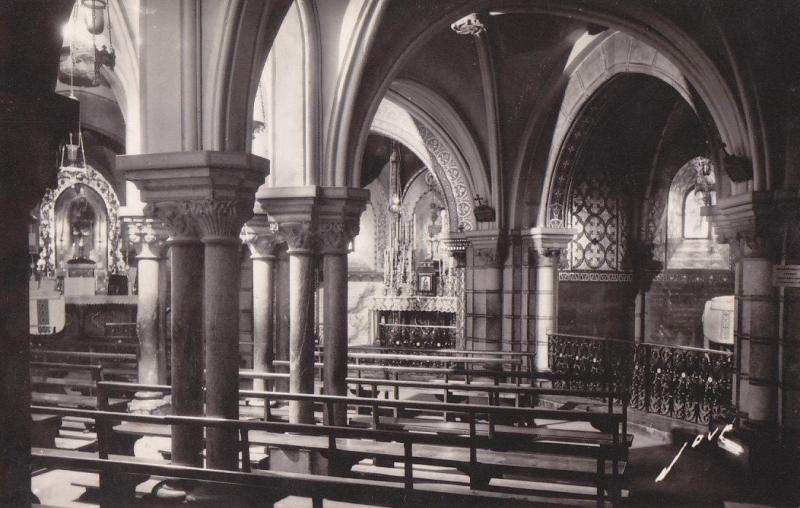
[548,333,733,424]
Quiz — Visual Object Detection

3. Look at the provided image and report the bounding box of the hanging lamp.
[58,0,116,88]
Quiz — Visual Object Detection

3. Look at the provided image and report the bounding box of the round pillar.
[202,236,243,470]
[168,237,204,467]
[252,254,276,391]
[323,252,348,424]
[534,251,560,372]
[275,246,291,393]
[738,255,779,425]
[288,248,317,424]
[128,221,169,386]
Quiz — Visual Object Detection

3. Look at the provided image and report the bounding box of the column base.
[129,394,172,415]
[267,446,329,475]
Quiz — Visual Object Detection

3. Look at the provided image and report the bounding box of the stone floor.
[32,420,799,507]
[31,388,800,507]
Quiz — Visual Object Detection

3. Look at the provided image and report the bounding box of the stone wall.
[558,280,636,339]
[644,270,733,348]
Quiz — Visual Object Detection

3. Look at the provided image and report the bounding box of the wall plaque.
[773,265,800,287]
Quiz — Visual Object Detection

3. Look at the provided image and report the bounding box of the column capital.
[526,226,579,257]
[440,232,470,255]
[462,229,507,267]
[120,150,268,242]
[143,202,199,241]
[241,214,281,259]
[125,217,170,259]
[256,186,369,255]
[713,191,798,260]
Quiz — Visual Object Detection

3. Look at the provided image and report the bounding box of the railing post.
[241,427,251,473]
[404,440,413,489]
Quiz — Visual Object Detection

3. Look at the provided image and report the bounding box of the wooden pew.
[345,346,534,370]
[239,369,630,443]
[31,350,138,382]
[30,362,127,411]
[31,447,564,508]
[90,380,626,505]
[32,397,622,507]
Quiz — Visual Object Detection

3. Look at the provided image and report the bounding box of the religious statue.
[67,187,96,263]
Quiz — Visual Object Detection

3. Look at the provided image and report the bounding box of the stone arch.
[209,1,292,153]
[539,33,703,227]
[346,1,757,199]
[370,97,476,232]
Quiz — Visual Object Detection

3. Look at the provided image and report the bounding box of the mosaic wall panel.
[567,172,628,271]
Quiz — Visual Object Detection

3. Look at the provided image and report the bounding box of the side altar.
[29,149,136,340]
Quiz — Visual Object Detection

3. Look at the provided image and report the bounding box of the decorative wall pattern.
[416,123,474,231]
[567,172,628,272]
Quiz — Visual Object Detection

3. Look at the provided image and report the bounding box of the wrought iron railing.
[548,333,733,424]
[630,342,733,424]
[547,333,634,396]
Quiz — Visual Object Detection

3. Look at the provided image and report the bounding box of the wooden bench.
[91,380,626,505]
[31,350,138,382]
[30,362,128,411]
[26,404,613,506]
[321,345,536,370]
[241,370,629,438]
[31,446,573,508]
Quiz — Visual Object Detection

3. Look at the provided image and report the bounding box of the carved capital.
[126,218,170,259]
[318,219,361,255]
[188,199,255,241]
[280,221,319,253]
[241,215,281,259]
[143,202,199,241]
[712,191,796,262]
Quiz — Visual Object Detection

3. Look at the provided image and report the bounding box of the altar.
[29,149,136,340]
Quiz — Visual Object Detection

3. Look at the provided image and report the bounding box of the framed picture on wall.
[416,273,436,295]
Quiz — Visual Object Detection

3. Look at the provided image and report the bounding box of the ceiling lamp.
[58,0,116,88]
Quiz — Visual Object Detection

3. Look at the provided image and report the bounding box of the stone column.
[441,234,469,349]
[284,223,318,424]
[242,214,281,392]
[194,200,256,469]
[529,227,578,372]
[317,189,369,425]
[0,81,77,504]
[714,193,780,428]
[257,189,318,423]
[141,204,204,468]
[122,151,268,470]
[128,219,170,386]
[274,244,291,393]
[463,230,506,352]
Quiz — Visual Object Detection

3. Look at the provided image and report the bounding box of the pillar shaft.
[122,150,268,471]
[0,217,33,504]
[169,239,204,467]
[534,252,559,372]
[275,246,291,393]
[203,238,243,469]
[129,220,170,386]
[323,253,348,424]
[252,255,276,391]
[257,186,369,425]
[737,256,778,425]
[288,250,317,423]
[136,256,163,384]
[464,232,505,352]
[242,216,280,393]
[528,227,578,372]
